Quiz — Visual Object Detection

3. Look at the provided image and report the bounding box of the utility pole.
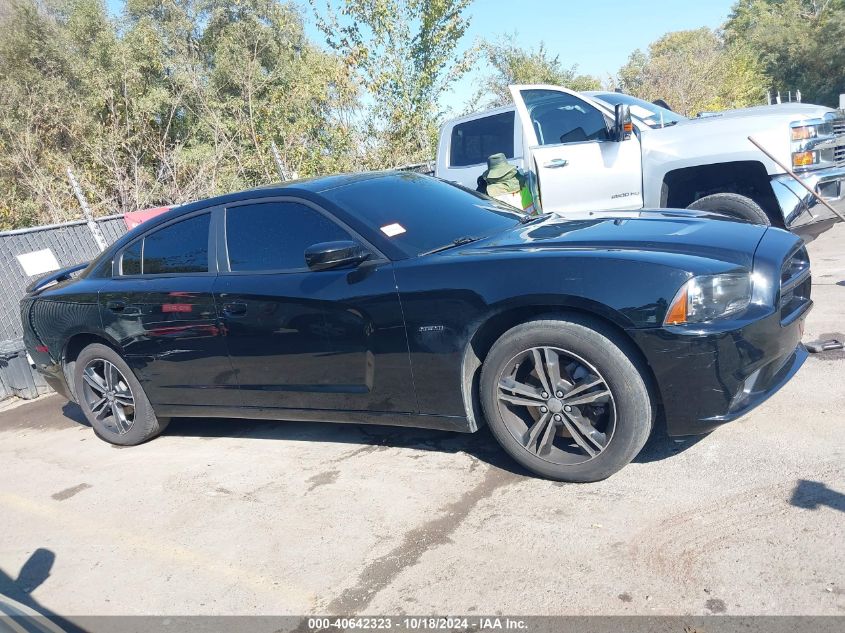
[66,166,108,252]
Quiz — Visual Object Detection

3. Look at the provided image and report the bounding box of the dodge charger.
[20,172,811,481]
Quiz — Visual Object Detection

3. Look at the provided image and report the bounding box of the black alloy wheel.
[496,346,615,464]
[81,358,136,435]
[73,343,169,446]
[480,317,653,482]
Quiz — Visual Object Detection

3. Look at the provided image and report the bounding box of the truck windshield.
[320,172,524,259]
[589,92,686,129]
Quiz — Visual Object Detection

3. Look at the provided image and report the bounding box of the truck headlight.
[790,125,817,141]
[790,116,837,171]
[664,273,752,325]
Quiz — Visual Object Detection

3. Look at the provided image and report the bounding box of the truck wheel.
[687,193,771,225]
[73,343,169,446]
[480,317,653,482]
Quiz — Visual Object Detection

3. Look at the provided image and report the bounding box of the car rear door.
[214,196,416,414]
[100,209,239,408]
[509,84,644,212]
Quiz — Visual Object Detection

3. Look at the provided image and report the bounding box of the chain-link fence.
[0,215,127,400]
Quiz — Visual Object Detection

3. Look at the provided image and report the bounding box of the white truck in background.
[435,84,845,239]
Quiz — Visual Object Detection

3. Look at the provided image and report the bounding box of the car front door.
[214,197,416,414]
[100,210,240,408]
[509,85,644,213]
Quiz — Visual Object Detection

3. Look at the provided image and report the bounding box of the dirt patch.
[306,470,340,492]
[705,597,727,613]
[51,483,91,501]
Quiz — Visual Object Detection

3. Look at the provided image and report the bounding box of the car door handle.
[543,158,569,168]
[106,300,126,312]
[222,302,247,317]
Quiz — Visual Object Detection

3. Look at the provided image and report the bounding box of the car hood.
[468,210,768,268]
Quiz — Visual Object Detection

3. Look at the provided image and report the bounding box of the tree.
[0,0,359,229]
[471,37,600,109]
[617,28,768,116]
[725,0,845,107]
[311,0,474,167]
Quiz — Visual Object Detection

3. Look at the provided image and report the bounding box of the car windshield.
[321,172,525,258]
[589,92,686,129]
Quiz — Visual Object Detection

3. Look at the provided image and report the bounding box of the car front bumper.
[772,166,845,239]
[627,300,810,437]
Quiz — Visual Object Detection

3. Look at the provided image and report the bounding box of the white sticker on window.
[380,223,406,237]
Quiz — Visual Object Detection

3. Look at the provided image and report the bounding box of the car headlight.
[664,273,752,325]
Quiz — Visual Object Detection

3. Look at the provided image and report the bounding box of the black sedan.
[20,172,811,481]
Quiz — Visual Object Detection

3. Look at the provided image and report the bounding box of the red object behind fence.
[123,206,170,230]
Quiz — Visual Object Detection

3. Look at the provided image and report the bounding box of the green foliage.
[311,0,474,167]
[472,37,600,109]
[0,0,359,229]
[725,0,845,107]
[618,28,768,116]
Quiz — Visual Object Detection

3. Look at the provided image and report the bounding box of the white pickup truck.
[436,85,845,239]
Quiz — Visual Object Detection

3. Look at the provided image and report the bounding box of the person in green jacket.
[476,153,537,214]
[476,153,521,197]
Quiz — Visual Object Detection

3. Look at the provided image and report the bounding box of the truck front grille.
[834,116,845,166]
[780,246,811,324]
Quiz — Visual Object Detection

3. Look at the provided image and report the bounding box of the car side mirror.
[304,240,371,271]
[613,104,633,141]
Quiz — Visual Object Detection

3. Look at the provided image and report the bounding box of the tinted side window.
[449,111,515,167]
[143,214,210,274]
[520,89,609,145]
[121,240,142,275]
[226,202,351,272]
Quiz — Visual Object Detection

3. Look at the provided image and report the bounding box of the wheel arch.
[661,161,783,227]
[460,304,663,433]
[62,331,124,400]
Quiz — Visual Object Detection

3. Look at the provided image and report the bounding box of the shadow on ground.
[0,548,85,632]
[164,410,703,474]
[54,399,704,478]
[790,479,845,513]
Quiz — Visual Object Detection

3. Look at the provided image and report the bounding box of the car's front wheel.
[73,343,169,446]
[480,317,653,482]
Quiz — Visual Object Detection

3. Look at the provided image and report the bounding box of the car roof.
[177,170,391,210]
[126,171,395,230]
[94,171,417,264]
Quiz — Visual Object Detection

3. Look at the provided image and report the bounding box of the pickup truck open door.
[509,85,644,213]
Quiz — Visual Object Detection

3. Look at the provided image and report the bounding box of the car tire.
[687,193,771,225]
[73,343,169,446]
[480,316,653,482]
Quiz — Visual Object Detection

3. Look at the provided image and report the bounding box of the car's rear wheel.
[73,343,168,446]
[687,193,771,225]
[480,317,653,482]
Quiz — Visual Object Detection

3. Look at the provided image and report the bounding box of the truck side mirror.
[614,104,633,141]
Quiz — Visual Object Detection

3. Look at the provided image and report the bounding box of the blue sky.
[440,0,737,109]
[107,0,737,109]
